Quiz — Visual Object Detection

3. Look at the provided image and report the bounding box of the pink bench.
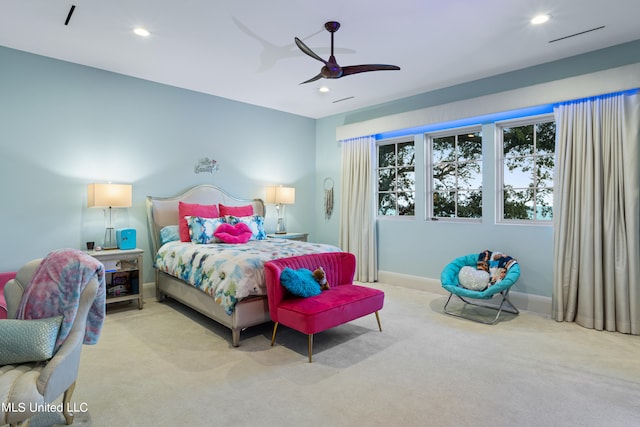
[264,252,384,362]
[0,272,17,319]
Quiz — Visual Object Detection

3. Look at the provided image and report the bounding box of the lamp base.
[103,227,118,250]
[275,218,287,234]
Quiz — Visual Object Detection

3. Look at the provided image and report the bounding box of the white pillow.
[458,266,490,291]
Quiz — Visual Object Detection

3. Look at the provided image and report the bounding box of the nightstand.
[87,248,143,310]
[267,232,308,242]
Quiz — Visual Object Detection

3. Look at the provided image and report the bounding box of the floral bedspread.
[155,239,341,315]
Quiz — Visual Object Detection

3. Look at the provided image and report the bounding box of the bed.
[146,184,340,346]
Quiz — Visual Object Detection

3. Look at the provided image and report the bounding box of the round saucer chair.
[441,253,520,324]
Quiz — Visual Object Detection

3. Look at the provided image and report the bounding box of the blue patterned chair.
[441,253,520,324]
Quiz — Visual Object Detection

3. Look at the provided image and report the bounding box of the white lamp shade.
[87,183,132,208]
[265,186,295,205]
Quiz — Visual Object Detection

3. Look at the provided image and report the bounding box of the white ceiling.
[2,1,640,119]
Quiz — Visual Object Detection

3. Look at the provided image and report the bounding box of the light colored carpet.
[24,283,640,427]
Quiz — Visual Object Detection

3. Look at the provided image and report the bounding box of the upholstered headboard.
[145,185,265,255]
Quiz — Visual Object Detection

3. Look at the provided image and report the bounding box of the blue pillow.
[280,268,321,297]
[0,316,63,364]
[160,225,180,245]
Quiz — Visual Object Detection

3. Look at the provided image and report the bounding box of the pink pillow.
[219,204,254,217]
[178,202,219,242]
[214,222,253,244]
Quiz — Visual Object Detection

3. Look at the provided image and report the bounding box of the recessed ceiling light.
[318,86,330,93]
[531,14,550,25]
[133,27,150,37]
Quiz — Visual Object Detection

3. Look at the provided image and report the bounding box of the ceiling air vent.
[332,96,355,104]
[549,26,605,43]
[64,5,76,26]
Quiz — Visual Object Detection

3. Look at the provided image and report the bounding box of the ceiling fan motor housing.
[322,61,342,78]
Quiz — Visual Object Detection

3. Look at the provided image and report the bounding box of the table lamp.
[87,183,132,249]
[265,186,295,234]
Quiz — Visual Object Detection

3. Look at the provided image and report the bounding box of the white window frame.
[496,113,555,225]
[426,125,483,222]
[376,137,416,218]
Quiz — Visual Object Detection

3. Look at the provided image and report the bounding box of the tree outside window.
[430,130,482,219]
[500,118,555,222]
[377,140,415,216]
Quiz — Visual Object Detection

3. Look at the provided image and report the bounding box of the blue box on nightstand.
[116,228,136,250]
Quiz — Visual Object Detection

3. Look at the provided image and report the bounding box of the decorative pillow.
[280,268,321,298]
[219,204,254,217]
[160,225,180,245]
[186,216,226,244]
[458,266,490,291]
[214,223,253,244]
[0,316,63,365]
[178,202,219,242]
[224,215,267,240]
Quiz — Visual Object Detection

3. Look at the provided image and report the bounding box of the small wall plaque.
[195,157,219,174]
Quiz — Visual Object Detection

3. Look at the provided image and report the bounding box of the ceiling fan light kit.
[295,21,400,84]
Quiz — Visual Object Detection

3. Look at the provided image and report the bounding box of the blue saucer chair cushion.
[441,253,521,299]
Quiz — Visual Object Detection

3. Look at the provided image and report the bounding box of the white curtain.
[552,91,640,334]
[339,135,377,282]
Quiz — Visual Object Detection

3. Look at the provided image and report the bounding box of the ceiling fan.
[295,21,400,84]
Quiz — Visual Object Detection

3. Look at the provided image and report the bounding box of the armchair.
[1,255,103,427]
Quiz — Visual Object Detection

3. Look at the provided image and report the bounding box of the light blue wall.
[3,39,640,297]
[315,39,640,298]
[0,46,316,282]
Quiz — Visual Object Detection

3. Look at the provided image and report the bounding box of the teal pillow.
[160,225,180,245]
[280,268,321,297]
[0,316,63,365]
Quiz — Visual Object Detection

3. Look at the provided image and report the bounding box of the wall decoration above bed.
[146,184,341,347]
[194,157,218,175]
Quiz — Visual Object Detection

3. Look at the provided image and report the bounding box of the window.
[498,116,555,222]
[377,139,415,216]
[429,128,482,219]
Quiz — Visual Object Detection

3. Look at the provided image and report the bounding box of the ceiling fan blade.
[341,64,401,77]
[294,37,327,64]
[299,73,324,84]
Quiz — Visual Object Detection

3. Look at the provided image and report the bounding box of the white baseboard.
[377,270,551,317]
[143,281,156,299]
[143,272,552,316]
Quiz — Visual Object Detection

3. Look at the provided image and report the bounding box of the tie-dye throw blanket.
[17,248,106,352]
[476,249,518,287]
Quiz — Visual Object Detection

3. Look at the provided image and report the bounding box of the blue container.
[116,228,136,250]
